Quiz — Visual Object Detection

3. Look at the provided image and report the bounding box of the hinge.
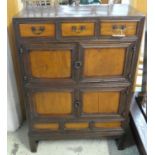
[19,47,23,54]
[89,120,94,130]
[125,89,130,95]
[132,45,136,52]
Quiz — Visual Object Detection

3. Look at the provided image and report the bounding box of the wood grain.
[83,91,120,114]
[84,48,125,77]
[101,0,109,4]
[33,91,72,115]
[29,50,71,78]
[95,122,121,128]
[100,21,137,36]
[19,23,55,37]
[65,123,89,129]
[33,123,59,130]
[61,22,95,37]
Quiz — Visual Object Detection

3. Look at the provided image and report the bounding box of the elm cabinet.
[13,5,145,152]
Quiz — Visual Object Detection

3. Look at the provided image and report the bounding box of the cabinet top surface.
[14,4,144,19]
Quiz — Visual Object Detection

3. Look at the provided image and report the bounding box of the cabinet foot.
[29,138,38,152]
[116,135,126,150]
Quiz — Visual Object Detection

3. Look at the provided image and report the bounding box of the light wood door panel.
[22,44,76,82]
[33,91,72,116]
[83,48,125,77]
[80,43,133,82]
[82,91,120,114]
[29,50,71,78]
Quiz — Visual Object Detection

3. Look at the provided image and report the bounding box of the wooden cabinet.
[13,5,145,152]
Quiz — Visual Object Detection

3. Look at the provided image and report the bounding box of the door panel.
[83,48,125,76]
[83,91,120,114]
[80,43,134,82]
[30,50,71,78]
[33,92,72,115]
[28,88,75,118]
[80,87,128,117]
[22,44,77,83]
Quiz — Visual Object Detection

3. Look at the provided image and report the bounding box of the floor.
[7,122,140,155]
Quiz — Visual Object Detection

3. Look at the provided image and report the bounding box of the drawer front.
[61,22,95,37]
[33,123,59,131]
[28,88,75,118]
[79,42,134,82]
[100,20,138,37]
[21,43,77,83]
[79,87,128,117]
[94,122,121,129]
[32,121,122,131]
[19,23,55,37]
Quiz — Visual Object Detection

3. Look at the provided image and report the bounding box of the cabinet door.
[79,43,134,82]
[27,88,75,119]
[21,43,77,84]
[79,87,128,118]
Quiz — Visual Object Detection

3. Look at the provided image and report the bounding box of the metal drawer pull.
[74,61,82,69]
[112,25,126,37]
[31,26,45,35]
[71,25,86,33]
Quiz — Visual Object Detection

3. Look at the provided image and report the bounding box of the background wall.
[7,0,23,132]
[7,36,22,132]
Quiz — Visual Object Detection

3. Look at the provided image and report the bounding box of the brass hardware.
[112,25,126,37]
[31,26,45,35]
[71,25,86,33]
[80,25,86,31]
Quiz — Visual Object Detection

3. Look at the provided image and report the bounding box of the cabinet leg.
[116,134,126,150]
[29,138,38,152]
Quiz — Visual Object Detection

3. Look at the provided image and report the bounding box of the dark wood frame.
[79,42,135,83]
[20,43,78,84]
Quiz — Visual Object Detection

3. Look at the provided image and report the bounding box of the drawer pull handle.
[31,26,45,35]
[74,61,82,69]
[71,26,86,33]
[112,25,126,37]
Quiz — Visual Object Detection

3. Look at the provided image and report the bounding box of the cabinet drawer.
[100,21,138,37]
[94,122,121,129]
[33,123,59,131]
[64,121,122,130]
[61,22,95,37]
[32,121,122,131]
[19,23,55,37]
[65,122,89,130]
